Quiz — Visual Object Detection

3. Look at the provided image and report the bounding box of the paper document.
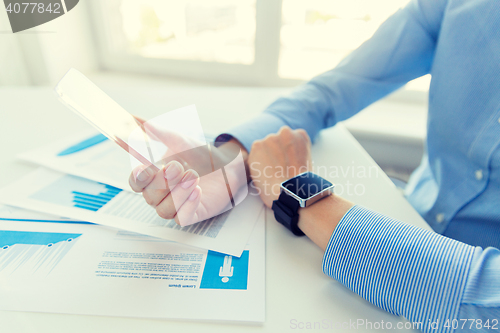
[0,168,261,257]
[18,130,218,192]
[0,204,87,224]
[0,206,265,322]
[18,130,136,191]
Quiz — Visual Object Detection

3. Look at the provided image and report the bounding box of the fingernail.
[189,187,200,201]
[181,175,197,189]
[136,167,149,182]
[181,179,196,189]
[164,163,181,180]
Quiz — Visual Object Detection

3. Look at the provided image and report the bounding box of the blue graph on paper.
[0,230,82,276]
[30,175,122,211]
[71,184,121,211]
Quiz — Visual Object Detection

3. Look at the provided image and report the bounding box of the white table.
[0,86,430,333]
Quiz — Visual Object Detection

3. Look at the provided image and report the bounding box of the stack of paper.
[0,132,265,323]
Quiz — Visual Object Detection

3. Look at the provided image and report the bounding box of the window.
[90,0,429,93]
[279,0,408,80]
[115,0,256,65]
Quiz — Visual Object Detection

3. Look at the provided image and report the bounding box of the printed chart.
[0,230,81,276]
[31,175,122,211]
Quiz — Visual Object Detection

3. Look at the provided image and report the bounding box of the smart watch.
[271,171,334,236]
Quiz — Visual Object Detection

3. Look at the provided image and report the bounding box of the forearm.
[294,191,481,332]
[226,0,443,151]
[297,195,353,251]
[318,205,475,332]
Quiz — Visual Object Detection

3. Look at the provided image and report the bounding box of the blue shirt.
[226,0,500,331]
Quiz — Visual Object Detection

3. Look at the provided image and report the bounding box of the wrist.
[298,195,354,251]
[225,138,250,182]
[215,138,250,197]
[227,138,248,161]
[214,137,248,167]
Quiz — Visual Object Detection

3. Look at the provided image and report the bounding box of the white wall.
[0,1,98,86]
[0,9,31,85]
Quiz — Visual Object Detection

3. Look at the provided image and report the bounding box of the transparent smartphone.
[55,68,161,172]
[54,69,249,223]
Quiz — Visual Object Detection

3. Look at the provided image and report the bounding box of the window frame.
[87,0,428,103]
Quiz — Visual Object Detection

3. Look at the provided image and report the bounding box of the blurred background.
[1,0,430,88]
[0,0,428,181]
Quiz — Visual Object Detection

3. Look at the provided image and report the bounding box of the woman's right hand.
[129,124,248,227]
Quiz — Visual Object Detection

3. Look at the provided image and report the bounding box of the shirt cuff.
[322,205,475,333]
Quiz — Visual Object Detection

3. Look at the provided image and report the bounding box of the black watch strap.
[272,191,305,236]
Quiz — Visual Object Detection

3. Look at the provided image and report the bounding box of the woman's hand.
[129,123,248,227]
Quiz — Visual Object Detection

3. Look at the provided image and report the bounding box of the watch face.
[281,172,333,199]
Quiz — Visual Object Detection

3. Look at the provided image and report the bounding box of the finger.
[129,165,155,192]
[142,161,184,207]
[155,170,200,220]
[175,186,202,226]
[278,125,292,135]
[163,160,185,186]
[295,129,310,143]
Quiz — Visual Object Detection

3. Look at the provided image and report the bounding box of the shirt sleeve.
[225,0,448,152]
[323,205,499,333]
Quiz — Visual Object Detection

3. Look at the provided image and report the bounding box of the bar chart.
[30,174,122,212]
[72,184,122,211]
